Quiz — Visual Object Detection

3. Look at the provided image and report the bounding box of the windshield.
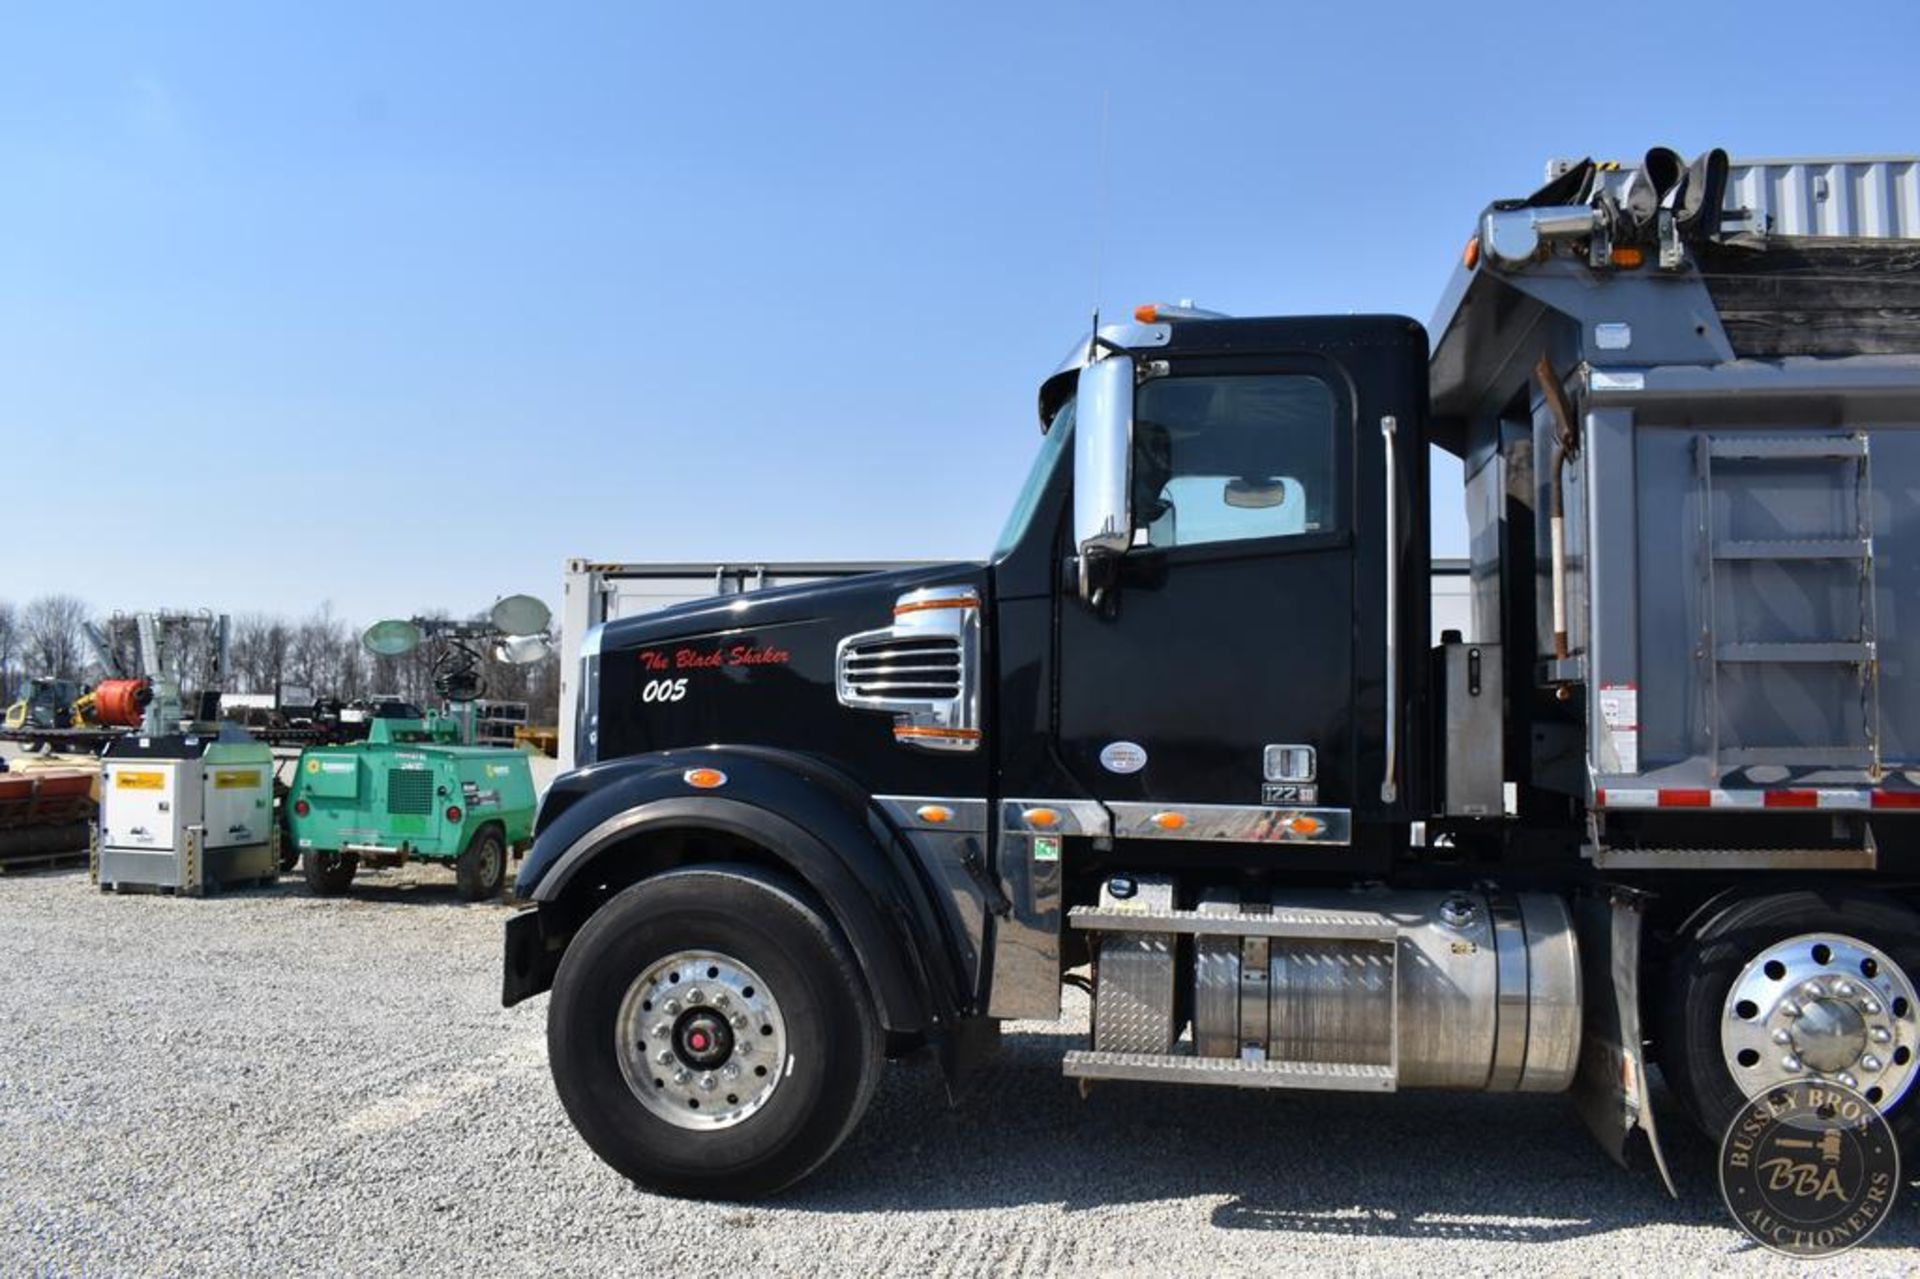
[992,398,1073,558]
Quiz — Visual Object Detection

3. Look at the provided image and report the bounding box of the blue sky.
[4,2,1915,624]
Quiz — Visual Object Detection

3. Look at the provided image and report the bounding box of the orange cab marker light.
[1023,807,1060,829]
[1287,815,1323,837]
[1134,303,1159,324]
[893,725,982,741]
[1150,811,1187,832]
[1610,245,1645,269]
[894,595,979,616]
[684,767,728,790]
[1463,236,1482,269]
[916,804,953,825]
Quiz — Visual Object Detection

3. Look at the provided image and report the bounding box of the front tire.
[546,865,882,1198]
[1660,890,1920,1147]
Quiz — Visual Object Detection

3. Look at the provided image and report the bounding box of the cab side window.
[1133,374,1338,549]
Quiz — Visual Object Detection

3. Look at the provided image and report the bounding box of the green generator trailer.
[285,715,536,899]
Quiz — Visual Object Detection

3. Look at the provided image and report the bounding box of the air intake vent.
[840,634,962,701]
[836,586,981,753]
[387,768,433,815]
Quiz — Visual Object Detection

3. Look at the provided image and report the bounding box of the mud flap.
[1571,889,1677,1196]
[501,906,558,1007]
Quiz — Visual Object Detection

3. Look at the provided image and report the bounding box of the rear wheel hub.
[1722,932,1919,1109]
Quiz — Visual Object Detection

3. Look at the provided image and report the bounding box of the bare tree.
[231,613,293,696]
[288,604,354,694]
[22,595,91,681]
[0,600,16,703]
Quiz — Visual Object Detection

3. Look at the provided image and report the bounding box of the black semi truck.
[505,149,1920,1198]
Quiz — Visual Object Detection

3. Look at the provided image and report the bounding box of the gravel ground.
[3,865,1917,1276]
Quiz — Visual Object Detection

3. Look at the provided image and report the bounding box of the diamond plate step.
[1069,906,1398,942]
[1590,846,1877,871]
[1063,1050,1398,1092]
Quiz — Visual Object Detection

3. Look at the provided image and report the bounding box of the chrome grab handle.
[1379,415,1399,804]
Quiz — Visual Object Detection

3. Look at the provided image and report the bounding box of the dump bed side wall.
[1581,366,1920,789]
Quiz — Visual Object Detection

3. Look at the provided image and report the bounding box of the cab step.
[1062,1050,1398,1092]
[1068,905,1397,942]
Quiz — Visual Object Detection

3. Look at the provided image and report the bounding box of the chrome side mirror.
[1073,354,1134,604]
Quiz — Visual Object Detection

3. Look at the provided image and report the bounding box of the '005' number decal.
[641,678,689,704]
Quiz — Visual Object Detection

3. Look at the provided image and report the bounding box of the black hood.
[593,562,991,797]
[602,563,979,653]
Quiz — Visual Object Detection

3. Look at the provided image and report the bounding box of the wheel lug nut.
[1783,1055,1803,1072]
[655,1048,674,1065]
[1804,983,1827,999]
[714,993,731,1009]
[1872,1027,1892,1043]
[736,1039,752,1055]
[1862,999,1881,1015]
[732,1013,749,1030]
[1839,1072,1858,1088]
[1781,1001,1802,1018]
[686,988,704,1005]
[663,999,682,1015]
[1863,1055,1883,1073]
[673,1068,691,1085]
[1835,981,1857,998]
[724,1063,741,1079]
[1773,1029,1792,1045]
[652,1022,671,1038]
[699,1072,717,1092]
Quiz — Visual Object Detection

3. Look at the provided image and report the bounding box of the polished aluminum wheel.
[1722,932,1919,1109]
[615,950,789,1130]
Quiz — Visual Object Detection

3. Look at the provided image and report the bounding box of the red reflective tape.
[1872,791,1920,810]
[1659,789,1713,808]
[1764,790,1819,809]
[1593,788,1607,808]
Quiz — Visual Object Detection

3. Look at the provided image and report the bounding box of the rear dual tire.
[1661,890,1920,1148]
[546,865,882,1198]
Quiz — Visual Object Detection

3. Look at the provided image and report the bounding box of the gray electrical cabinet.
[1437,640,1504,817]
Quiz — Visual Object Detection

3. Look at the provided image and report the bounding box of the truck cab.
[507,150,1920,1201]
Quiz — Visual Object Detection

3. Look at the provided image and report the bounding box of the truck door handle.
[1379,414,1399,805]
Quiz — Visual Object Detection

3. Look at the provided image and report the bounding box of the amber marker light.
[1150,811,1187,832]
[1287,815,1323,837]
[916,804,953,825]
[1023,807,1060,829]
[1609,245,1645,269]
[894,595,979,616]
[1462,236,1481,269]
[684,768,728,790]
[1134,303,1158,323]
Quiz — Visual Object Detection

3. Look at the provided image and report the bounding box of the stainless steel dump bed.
[1430,153,1920,817]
